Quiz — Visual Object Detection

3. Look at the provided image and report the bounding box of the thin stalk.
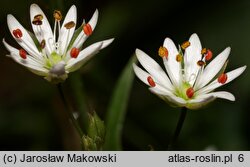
[57,84,84,138]
[168,107,187,150]
[70,73,89,133]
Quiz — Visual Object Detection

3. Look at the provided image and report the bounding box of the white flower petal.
[30,3,54,55]
[149,86,174,97]
[88,9,99,30]
[135,49,173,91]
[133,63,150,86]
[4,40,48,76]
[133,63,174,95]
[3,38,44,67]
[72,9,99,49]
[9,53,48,75]
[7,14,42,61]
[58,5,77,55]
[196,66,246,95]
[66,41,103,72]
[99,38,114,49]
[3,40,48,75]
[195,47,231,89]
[187,95,215,109]
[184,33,202,85]
[187,91,235,110]
[67,38,113,70]
[163,37,181,86]
[204,91,235,101]
[149,87,186,107]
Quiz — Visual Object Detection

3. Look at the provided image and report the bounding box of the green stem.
[168,107,187,150]
[57,84,84,138]
[70,73,89,133]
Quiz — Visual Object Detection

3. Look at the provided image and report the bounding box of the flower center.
[175,82,195,100]
[45,52,63,68]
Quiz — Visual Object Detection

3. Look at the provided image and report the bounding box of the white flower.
[3,4,114,83]
[133,33,246,109]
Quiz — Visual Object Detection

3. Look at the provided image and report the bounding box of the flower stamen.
[201,48,207,55]
[205,49,213,61]
[158,46,168,59]
[197,60,206,67]
[70,47,80,58]
[64,21,76,29]
[19,49,27,59]
[34,14,43,20]
[13,29,23,38]
[53,10,62,21]
[147,76,156,87]
[176,54,182,62]
[186,87,194,98]
[32,14,43,25]
[218,73,227,84]
[181,41,190,50]
[83,23,92,36]
[40,39,46,49]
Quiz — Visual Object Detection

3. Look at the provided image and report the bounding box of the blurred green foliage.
[104,55,135,150]
[0,0,249,150]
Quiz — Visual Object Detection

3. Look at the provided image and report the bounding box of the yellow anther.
[181,41,190,50]
[53,10,62,21]
[158,46,168,58]
[64,21,76,29]
[176,54,182,62]
[201,48,207,55]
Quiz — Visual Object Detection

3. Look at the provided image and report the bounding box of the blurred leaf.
[104,55,136,150]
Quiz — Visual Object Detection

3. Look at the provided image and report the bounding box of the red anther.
[147,76,156,87]
[186,87,194,98]
[13,29,23,38]
[70,47,80,58]
[218,73,227,84]
[205,49,213,61]
[83,23,92,36]
[19,49,27,59]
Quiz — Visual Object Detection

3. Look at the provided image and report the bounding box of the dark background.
[0,0,249,150]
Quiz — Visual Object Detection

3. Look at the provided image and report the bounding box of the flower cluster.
[133,34,246,109]
[3,4,114,83]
